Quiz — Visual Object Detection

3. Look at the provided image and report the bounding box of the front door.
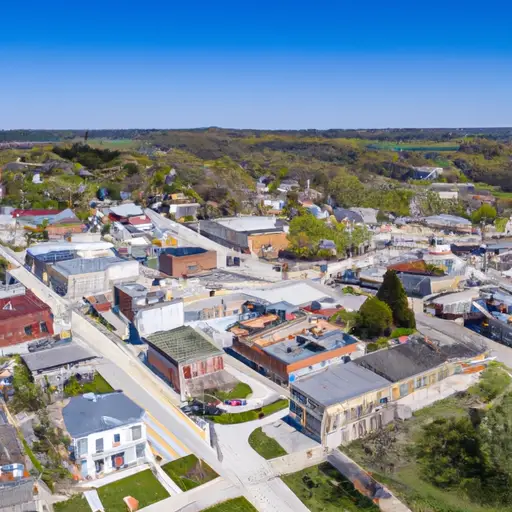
[80,459,88,478]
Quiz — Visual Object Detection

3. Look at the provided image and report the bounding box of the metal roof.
[109,203,144,217]
[145,325,223,364]
[291,361,391,406]
[52,256,124,276]
[354,337,481,382]
[213,216,285,233]
[22,342,96,372]
[62,392,144,438]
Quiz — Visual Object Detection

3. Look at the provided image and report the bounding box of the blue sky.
[1,0,511,129]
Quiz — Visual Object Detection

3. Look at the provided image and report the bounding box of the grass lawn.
[161,454,218,491]
[282,462,379,511]
[208,399,288,425]
[97,469,169,511]
[54,494,91,512]
[212,382,253,401]
[204,497,258,512]
[80,373,114,394]
[248,427,287,459]
[343,388,512,512]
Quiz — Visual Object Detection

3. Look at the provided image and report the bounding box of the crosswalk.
[145,413,190,462]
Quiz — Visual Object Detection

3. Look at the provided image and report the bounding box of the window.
[113,433,121,444]
[136,443,145,459]
[94,459,105,474]
[76,438,88,457]
[40,322,48,333]
[131,426,142,441]
[95,438,104,453]
[399,383,409,397]
[24,325,33,336]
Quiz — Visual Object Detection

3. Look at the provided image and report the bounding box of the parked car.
[224,399,247,406]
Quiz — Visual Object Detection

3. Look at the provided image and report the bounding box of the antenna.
[84,130,89,143]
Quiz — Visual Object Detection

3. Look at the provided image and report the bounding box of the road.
[0,246,300,511]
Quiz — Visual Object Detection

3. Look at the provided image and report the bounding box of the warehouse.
[48,257,139,300]
[199,216,289,258]
[159,247,217,277]
[145,325,224,400]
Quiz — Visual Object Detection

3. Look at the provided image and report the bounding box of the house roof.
[62,392,144,438]
[424,214,472,227]
[388,259,432,275]
[291,361,391,407]
[354,337,481,382]
[145,325,223,364]
[109,203,144,218]
[349,207,378,225]
[127,215,152,226]
[52,256,125,276]
[22,342,96,372]
[0,290,51,320]
[0,425,24,466]
[333,208,363,224]
[212,216,286,234]
[11,209,62,218]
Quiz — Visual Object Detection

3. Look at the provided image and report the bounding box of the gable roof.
[333,208,363,224]
[0,290,50,319]
[145,325,223,364]
[62,392,144,438]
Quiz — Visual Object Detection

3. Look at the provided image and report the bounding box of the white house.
[62,392,148,479]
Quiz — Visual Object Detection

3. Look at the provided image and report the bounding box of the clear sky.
[1,0,511,129]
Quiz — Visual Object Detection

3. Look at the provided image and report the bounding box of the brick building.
[145,326,224,400]
[158,247,217,277]
[0,289,54,352]
[199,217,289,258]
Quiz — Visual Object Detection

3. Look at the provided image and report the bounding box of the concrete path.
[214,410,310,512]
[262,419,319,454]
[140,477,241,512]
[219,364,281,412]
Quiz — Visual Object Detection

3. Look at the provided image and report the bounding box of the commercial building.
[0,288,54,353]
[159,247,217,277]
[145,326,224,400]
[231,317,360,385]
[62,392,148,479]
[199,216,289,258]
[114,283,184,341]
[47,257,139,300]
[289,337,486,447]
[22,341,97,389]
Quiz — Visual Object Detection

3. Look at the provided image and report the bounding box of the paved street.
[0,246,302,512]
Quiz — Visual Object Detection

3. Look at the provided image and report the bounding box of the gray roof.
[22,342,96,372]
[334,208,363,224]
[292,361,391,407]
[52,257,124,276]
[354,337,481,382]
[424,214,472,227]
[0,425,24,466]
[109,203,144,217]
[63,392,144,438]
[145,325,223,364]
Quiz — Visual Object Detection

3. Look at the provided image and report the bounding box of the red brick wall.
[232,339,288,381]
[0,310,54,348]
[147,347,181,392]
[159,251,217,277]
[182,355,224,380]
[116,288,134,322]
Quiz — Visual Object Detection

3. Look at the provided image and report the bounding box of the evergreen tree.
[377,270,416,329]
[355,297,393,339]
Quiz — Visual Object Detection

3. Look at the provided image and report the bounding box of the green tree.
[355,297,393,338]
[472,204,497,224]
[416,417,483,489]
[377,270,416,329]
[330,172,365,207]
[11,358,44,413]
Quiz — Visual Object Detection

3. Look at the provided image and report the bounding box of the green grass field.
[248,427,287,459]
[208,399,288,425]
[54,494,91,512]
[282,462,379,511]
[161,454,218,491]
[98,469,169,511]
[204,497,258,512]
[55,469,168,512]
[211,382,253,401]
[344,390,512,512]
